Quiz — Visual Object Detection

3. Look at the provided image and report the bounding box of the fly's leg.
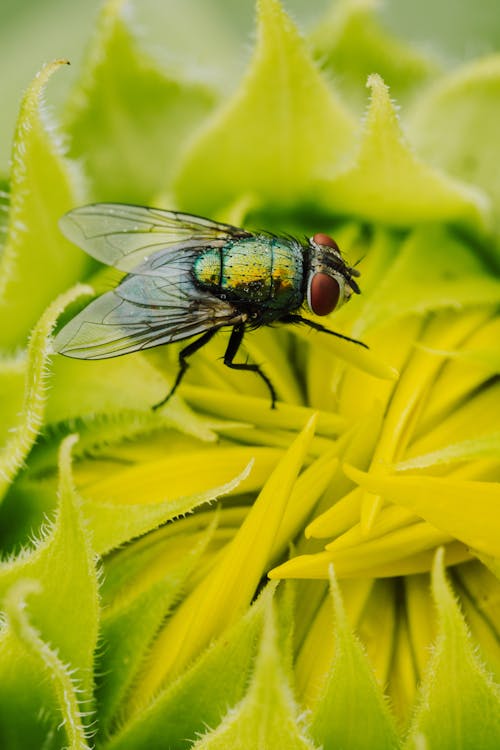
[281,314,368,348]
[223,324,277,409]
[152,329,218,411]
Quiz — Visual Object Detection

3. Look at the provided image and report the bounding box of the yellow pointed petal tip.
[268,551,330,580]
[304,486,360,540]
[343,463,500,558]
[343,462,373,486]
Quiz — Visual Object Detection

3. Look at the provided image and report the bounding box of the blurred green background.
[1,0,499,172]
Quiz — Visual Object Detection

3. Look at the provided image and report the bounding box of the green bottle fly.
[54,204,365,407]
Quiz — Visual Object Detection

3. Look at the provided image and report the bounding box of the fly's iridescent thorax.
[193,236,304,314]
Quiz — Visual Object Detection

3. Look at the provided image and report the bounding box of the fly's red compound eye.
[312,232,339,251]
[310,272,340,316]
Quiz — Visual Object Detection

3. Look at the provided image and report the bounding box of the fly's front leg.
[223,324,277,409]
[281,314,368,348]
[152,329,217,410]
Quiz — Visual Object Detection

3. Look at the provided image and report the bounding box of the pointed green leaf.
[104,586,272,750]
[0,436,99,701]
[405,550,500,750]
[65,0,215,203]
[97,519,216,733]
[0,284,92,502]
[0,61,90,348]
[191,593,319,750]
[310,567,399,749]
[80,448,262,553]
[0,580,90,750]
[174,0,357,214]
[320,74,489,231]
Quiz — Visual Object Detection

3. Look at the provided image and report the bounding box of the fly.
[54,203,366,408]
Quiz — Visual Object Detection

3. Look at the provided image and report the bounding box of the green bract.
[1,0,500,748]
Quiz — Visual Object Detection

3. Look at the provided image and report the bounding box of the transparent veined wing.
[59,203,250,272]
[54,248,242,359]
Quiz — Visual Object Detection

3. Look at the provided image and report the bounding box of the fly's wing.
[54,248,241,359]
[60,203,250,272]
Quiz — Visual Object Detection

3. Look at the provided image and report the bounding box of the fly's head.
[305,232,360,316]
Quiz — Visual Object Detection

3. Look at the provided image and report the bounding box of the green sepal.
[0,61,91,349]
[320,74,490,233]
[404,549,500,750]
[0,284,93,502]
[0,436,99,696]
[96,516,217,735]
[0,435,99,745]
[309,567,400,750]
[189,589,319,750]
[103,585,274,750]
[0,580,91,750]
[65,0,215,204]
[174,0,357,214]
[80,450,256,554]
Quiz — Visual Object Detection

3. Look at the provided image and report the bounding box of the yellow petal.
[291,321,399,382]
[360,308,490,531]
[182,385,346,437]
[345,464,500,557]
[270,522,452,579]
[127,414,317,713]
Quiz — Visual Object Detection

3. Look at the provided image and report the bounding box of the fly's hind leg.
[152,329,217,411]
[223,323,277,409]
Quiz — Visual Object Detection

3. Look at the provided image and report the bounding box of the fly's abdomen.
[193,237,304,312]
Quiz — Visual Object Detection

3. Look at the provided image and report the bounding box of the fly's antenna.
[347,255,365,278]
